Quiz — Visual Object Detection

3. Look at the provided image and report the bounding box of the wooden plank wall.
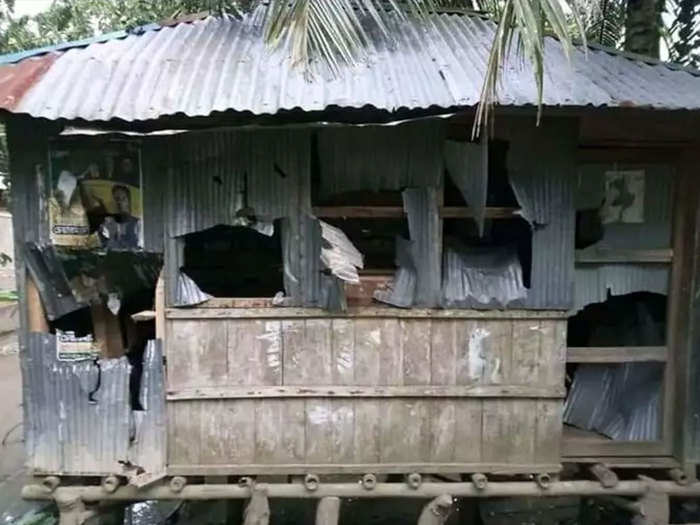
[166,314,566,474]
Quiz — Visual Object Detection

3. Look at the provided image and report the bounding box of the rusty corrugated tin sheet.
[0,54,57,111]
[2,10,700,122]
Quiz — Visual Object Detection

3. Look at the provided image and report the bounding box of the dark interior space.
[183,223,284,297]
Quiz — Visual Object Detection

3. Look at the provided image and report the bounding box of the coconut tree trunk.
[624,0,663,58]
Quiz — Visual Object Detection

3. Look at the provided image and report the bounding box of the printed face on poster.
[601,170,645,224]
[49,142,143,250]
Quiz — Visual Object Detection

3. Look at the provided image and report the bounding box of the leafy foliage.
[666,0,700,67]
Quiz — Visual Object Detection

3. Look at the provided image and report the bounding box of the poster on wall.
[49,142,143,250]
[56,329,100,361]
[601,170,645,224]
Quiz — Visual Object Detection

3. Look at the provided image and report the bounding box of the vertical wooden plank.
[510,320,541,384]
[26,275,48,332]
[380,400,431,463]
[455,320,485,384]
[535,400,562,464]
[430,400,456,462]
[155,273,165,341]
[198,400,255,465]
[281,399,306,464]
[255,400,280,465]
[481,400,511,463]
[354,400,381,464]
[354,319,382,385]
[305,399,333,464]
[256,399,306,465]
[379,319,403,386]
[402,319,431,385]
[90,302,124,358]
[430,320,457,385]
[480,320,512,385]
[281,319,307,385]
[304,319,333,385]
[506,399,537,464]
[228,320,282,386]
[168,402,201,465]
[452,399,482,463]
[168,320,228,389]
[331,319,355,385]
[330,399,355,463]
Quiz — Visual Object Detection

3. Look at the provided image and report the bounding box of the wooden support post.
[243,487,270,525]
[315,497,340,525]
[633,476,670,525]
[26,274,48,332]
[155,272,165,341]
[417,495,453,525]
[54,490,95,525]
[90,303,124,358]
[590,463,619,488]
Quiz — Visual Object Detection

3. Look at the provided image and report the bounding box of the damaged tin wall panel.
[443,138,488,235]
[442,246,528,308]
[316,121,445,200]
[403,187,442,307]
[297,215,322,306]
[26,332,132,474]
[574,264,669,312]
[128,340,166,478]
[24,242,84,320]
[505,118,578,309]
[167,129,311,237]
[319,220,364,284]
[374,236,417,308]
[140,137,168,254]
[529,213,576,309]
[173,271,211,307]
[564,363,661,441]
[576,164,673,250]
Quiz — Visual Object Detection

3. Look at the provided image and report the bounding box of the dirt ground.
[0,344,23,482]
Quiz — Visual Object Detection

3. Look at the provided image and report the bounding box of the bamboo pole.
[22,480,700,502]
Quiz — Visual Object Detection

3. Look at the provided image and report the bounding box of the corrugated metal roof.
[2,9,700,122]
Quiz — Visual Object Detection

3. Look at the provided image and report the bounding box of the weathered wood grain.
[353,319,383,385]
[330,319,355,385]
[353,400,381,464]
[430,320,457,385]
[167,320,228,389]
[227,320,282,386]
[402,319,431,385]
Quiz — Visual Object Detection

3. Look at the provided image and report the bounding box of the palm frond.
[473,0,584,136]
[665,0,700,67]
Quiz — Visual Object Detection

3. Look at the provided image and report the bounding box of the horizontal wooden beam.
[567,346,668,363]
[561,456,679,468]
[311,206,520,219]
[36,478,700,502]
[165,307,568,320]
[575,249,673,264]
[167,384,565,401]
[166,462,562,476]
[131,310,156,322]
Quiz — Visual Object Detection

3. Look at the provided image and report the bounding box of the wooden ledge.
[165,307,569,320]
[167,384,566,401]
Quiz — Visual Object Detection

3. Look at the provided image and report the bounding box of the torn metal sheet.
[25,332,131,474]
[299,215,322,307]
[319,275,347,312]
[442,246,528,308]
[443,139,488,236]
[319,221,364,284]
[403,188,441,307]
[167,129,310,237]
[24,242,84,320]
[374,237,417,308]
[57,250,163,306]
[316,121,445,200]
[174,271,211,307]
[128,340,166,479]
[564,363,661,441]
[574,265,669,312]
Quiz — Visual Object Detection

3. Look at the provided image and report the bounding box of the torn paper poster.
[50,141,143,249]
[56,329,100,361]
[601,170,645,224]
[319,221,364,283]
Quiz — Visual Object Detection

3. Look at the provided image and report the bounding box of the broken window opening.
[182,222,284,299]
[564,292,666,442]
